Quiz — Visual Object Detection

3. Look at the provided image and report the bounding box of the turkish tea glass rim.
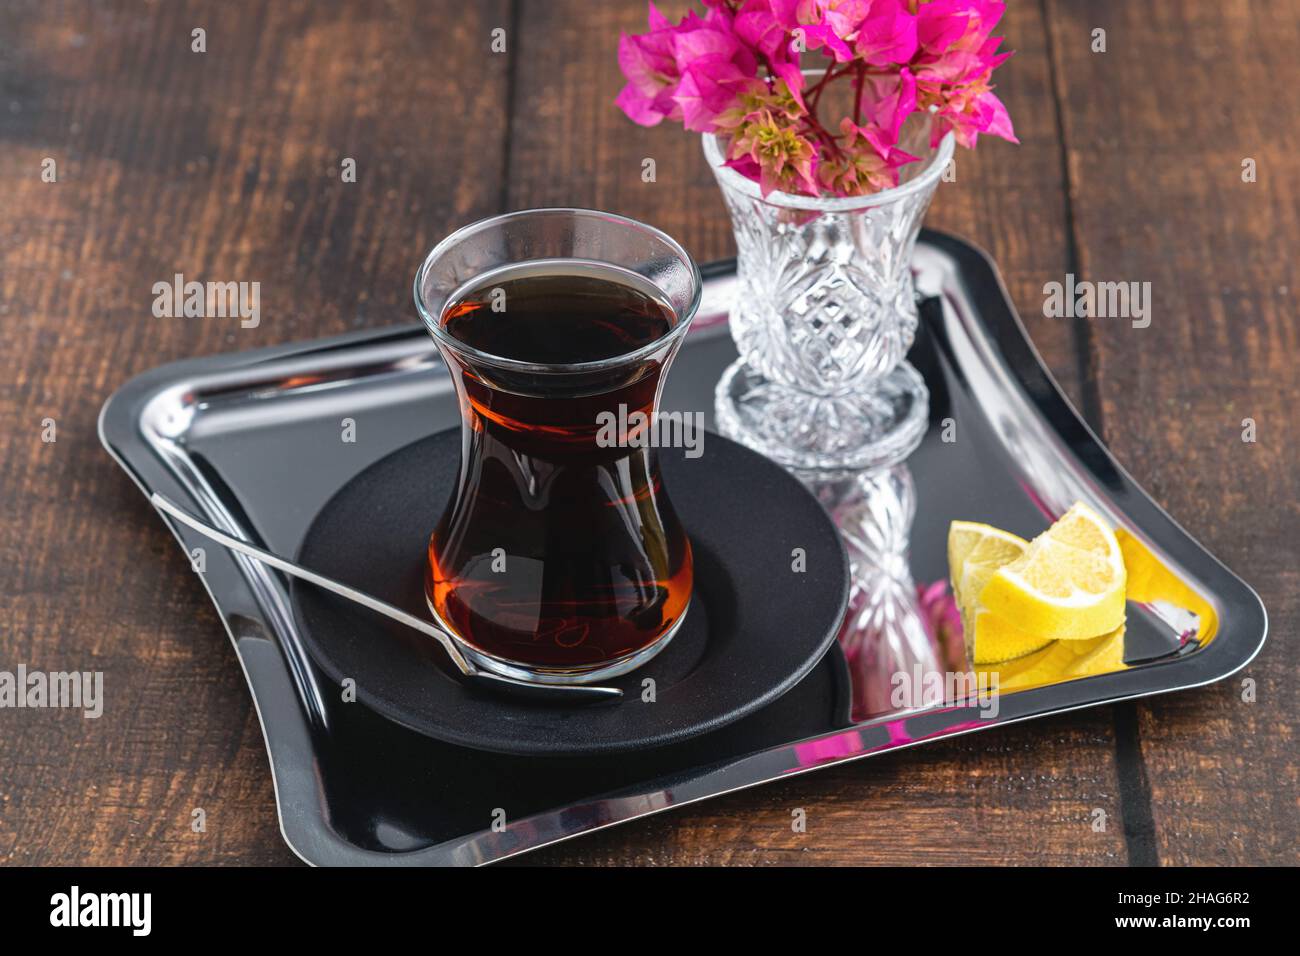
[413,207,704,375]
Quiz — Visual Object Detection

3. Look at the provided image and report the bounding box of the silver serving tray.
[99,231,1267,866]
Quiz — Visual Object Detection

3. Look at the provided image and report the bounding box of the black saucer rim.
[291,428,850,756]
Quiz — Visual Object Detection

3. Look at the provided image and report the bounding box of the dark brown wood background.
[0,0,1295,866]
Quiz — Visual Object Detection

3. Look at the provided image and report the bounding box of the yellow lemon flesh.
[947,522,1054,664]
[977,625,1126,692]
[978,502,1127,641]
[968,607,1054,664]
[948,521,1028,588]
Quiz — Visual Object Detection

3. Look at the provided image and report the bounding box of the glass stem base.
[714,358,929,474]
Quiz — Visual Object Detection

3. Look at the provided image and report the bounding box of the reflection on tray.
[820,456,1219,716]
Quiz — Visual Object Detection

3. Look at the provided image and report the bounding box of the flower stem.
[853,62,866,126]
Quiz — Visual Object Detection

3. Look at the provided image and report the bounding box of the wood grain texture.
[1045,0,1300,866]
[0,0,1293,866]
[0,0,512,866]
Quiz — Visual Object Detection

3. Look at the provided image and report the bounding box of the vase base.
[714,359,929,474]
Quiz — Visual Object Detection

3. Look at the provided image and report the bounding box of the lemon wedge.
[1060,625,1127,677]
[948,521,1028,589]
[948,522,1055,664]
[978,502,1126,641]
[978,626,1127,691]
[967,607,1054,663]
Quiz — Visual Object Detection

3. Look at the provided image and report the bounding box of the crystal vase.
[704,118,954,473]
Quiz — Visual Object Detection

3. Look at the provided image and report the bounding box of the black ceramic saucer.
[291,428,849,756]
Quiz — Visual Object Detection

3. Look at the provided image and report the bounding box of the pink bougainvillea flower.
[914,0,979,62]
[715,78,804,132]
[734,0,807,106]
[820,0,874,39]
[928,76,1017,148]
[763,0,855,62]
[853,0,917,66]
[768,0,819,31]
[857,67,917,146]
[766,0,913,65]
[733,1,790,64]
[727,109,821,197]
[614,3,684,126]
[910,0,1017,147]
[616,2,762,131]
[670,6,756,70]
[668,6,764,131]
[675,64,765,132]
[677,13,767,129]
[614,0,1017,197]
[818,117,918,196]
[913,0,1012,84]
[911,3,1011,87]
[799,22,857,63]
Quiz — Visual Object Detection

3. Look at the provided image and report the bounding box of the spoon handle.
[150,492,475,674]
[149,493,624,704]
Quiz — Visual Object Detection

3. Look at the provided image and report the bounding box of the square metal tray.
[99,231,1267,865]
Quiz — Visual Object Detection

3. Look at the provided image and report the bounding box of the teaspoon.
[150,493,623,705]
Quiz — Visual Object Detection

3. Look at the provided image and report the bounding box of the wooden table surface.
[1,1,1295,866]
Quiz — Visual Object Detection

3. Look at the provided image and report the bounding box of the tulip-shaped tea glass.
[415,209,702,684]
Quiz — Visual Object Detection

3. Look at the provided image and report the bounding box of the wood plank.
[508,0,1127,866]
[1044,0,1300,865]
[8,0,1260,868]
[0,0,511,865]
